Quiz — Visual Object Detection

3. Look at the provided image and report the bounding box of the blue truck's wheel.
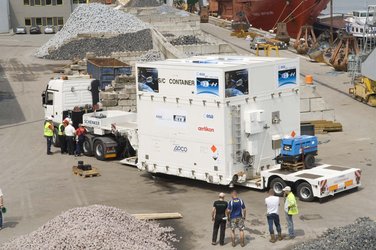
[304,154,315,169]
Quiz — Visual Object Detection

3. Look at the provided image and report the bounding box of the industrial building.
[0,0,11,33]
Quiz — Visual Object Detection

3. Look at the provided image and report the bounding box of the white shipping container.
[136,56,300,186]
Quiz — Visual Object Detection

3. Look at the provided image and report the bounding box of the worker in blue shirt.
[226,190,247,247]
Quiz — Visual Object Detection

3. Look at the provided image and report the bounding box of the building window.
[57,0,63,5]
[46,17,53,26]
[46,0,52,5]
[57,17,64,25]
[25,18,31,26]
[36,18,42,26]
[35,0,41,5]
[24,0,30,5]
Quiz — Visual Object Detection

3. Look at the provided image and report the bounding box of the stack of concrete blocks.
[300,84,335,121]
[99,75,137,112]
[64,59,88,75]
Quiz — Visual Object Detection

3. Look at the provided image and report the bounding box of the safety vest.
[58,123,64,136]
[286,192,299,215]
[44,122,53,137]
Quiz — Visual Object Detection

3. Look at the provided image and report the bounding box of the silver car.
[44,26,55,34]
[15,26,27,34]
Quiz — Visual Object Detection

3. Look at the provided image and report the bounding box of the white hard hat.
[46,116,53,120]
[283,186,291,192]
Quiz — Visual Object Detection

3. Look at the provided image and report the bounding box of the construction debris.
[126,0,162,7]
[45,31,153,60]
[35,3,150,58]
[170,35,208,46]
[293,217,376,250]
[2,205,177,250]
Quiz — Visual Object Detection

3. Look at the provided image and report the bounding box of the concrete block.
[100,99,118,107]
[200,44,220,54]
[322,109,335,121]
[300,99,310,112]
[300,111,323,122]
[118,100,133,106]
[100,91,117,100]
[118,92,130,100]
[310,97,328,112]
[123,86,137,94]
[300,85,320,99]
[219,44,236,54]
[129,94,137,100]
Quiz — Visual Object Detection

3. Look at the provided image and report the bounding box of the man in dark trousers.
[211,192,228,246]
[58,119,68,154]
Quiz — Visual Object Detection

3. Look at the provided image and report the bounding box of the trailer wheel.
[270,178,286,197]
[83,137,93,156]
[304,154,315,169]
[297,182,314,202]
[94,140,105,161]
[53,128,60,147]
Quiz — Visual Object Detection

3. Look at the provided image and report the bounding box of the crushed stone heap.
[2,205,177,250]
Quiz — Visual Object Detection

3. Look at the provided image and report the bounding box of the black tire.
[53,128,60,147]
[83,136,93,156]
[93,140,105,161]
[269,178,287,197]
[304,154,315,169]
[297,182,314,202]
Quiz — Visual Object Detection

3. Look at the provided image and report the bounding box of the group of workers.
[211,187,298,247]
[44,117,87,156]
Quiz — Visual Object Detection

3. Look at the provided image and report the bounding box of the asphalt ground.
[0,32,375,250]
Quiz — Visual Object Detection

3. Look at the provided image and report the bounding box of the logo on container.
[173,145,188,152]
[173,115,186,123]
[198,126,215,132]
[203,113,214,119]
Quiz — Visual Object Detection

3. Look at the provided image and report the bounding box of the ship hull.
[218,0,331,37]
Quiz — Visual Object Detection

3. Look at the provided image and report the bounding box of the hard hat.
[282,186,291,192]
[46,116,53,121]
[219,192,225,198]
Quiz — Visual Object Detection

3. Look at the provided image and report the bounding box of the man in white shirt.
[265,189,283,243]
[0,188,3,229]
[64,121,76,155]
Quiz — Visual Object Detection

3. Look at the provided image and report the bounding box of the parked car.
[250,37,268,50]
[15,26,27,34]
[29,26,41,34]
[44,26,55,34]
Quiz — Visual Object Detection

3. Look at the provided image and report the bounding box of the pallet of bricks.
[99,75,137,112]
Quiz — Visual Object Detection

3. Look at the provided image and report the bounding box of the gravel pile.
[2,205,177,250]
[45,30,153,60]
[293,217,376,250]
[139,50,164,62]
[170,35,208,46]
[35,4,150,58]
[126,0,162,7]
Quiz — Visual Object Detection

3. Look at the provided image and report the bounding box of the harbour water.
[323,0,376,14]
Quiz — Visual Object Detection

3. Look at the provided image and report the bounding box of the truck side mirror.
[42,91,46,106]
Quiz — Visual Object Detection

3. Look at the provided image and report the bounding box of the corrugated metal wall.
[0,0,10,33]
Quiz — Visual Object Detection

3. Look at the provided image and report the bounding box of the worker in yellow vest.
[44,117,54,155]
[283,186,298,240]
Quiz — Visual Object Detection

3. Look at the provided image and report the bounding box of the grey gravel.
[126,0,162,7]
[45,30,153,60]
[170,35,207,46]
[35,3,150,58]
[2,205,177,250]
[293,217,376,250]
[139,50,164,62]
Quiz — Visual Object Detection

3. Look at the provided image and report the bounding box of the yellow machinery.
[350,77,376,106]
[255,44,279,57]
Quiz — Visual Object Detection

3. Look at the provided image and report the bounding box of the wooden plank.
[132,213,183,220]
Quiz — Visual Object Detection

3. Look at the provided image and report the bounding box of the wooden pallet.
[72,166,100,178]
[302,120,343,134]
[281,162,305,172]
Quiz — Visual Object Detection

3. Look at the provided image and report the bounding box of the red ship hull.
[217,0,331,37]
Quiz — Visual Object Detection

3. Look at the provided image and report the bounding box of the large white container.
[136,56,300,186]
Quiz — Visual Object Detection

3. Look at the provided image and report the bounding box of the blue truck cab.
[275,135,318,169]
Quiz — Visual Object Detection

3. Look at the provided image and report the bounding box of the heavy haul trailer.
[135,56,362,202]
[42,75,137,160]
